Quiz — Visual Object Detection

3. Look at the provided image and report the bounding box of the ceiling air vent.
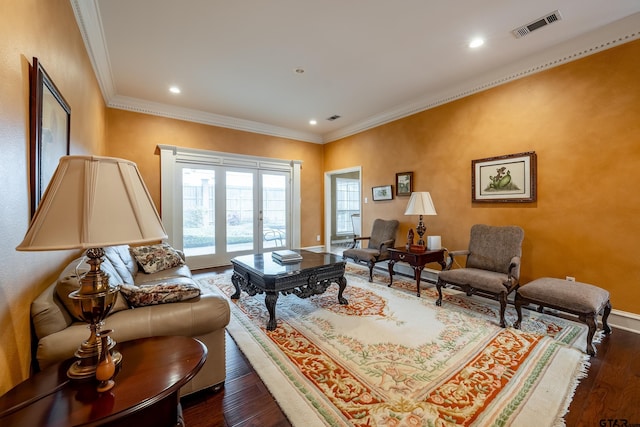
[512,10,562,38]
[326,114,341,121]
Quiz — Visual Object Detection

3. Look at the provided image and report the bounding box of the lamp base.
[416,215,426,247]
[67,350,122,379]
[67,248,121,379]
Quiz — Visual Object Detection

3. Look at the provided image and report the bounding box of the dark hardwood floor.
[182,268,640,427]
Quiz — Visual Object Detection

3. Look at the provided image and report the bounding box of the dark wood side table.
[0,336,206,427]
[387,247,446,297]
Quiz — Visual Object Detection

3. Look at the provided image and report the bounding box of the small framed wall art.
[472,151,537,203]
[372,185,393,201]
[395,172,413,196]
[30,57,71,216]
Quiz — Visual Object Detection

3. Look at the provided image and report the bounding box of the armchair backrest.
[368,219,399,250]
[466,224,524,275]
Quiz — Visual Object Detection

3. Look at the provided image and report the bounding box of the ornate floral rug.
[199,265,591,427]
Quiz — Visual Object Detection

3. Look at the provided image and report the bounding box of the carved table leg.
[231,271,242,299]
[413,266,424,297]
[337,276,348,305]
[388,260,396,288]
[265,292,279,331]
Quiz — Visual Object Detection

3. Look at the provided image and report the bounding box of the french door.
[159,146,301,269]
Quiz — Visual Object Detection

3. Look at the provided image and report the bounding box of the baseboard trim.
[302,245,325,252]
[608,309,640,334]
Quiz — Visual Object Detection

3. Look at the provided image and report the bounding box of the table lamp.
[17,155,168,378]
[404,192,437,248]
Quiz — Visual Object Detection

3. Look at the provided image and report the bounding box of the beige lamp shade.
[17,155,167,251]
[404,192,437,216]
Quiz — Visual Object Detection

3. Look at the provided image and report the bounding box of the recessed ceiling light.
[309,119,317,125]
[469,38,485,48]
[169,86,181,94]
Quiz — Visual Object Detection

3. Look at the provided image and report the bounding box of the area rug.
[198,265,592,427]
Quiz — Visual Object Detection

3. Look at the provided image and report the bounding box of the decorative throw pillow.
[119,283,201,307]
[130,243,185,274]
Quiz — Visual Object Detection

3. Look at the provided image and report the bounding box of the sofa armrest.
[31,282,73,340]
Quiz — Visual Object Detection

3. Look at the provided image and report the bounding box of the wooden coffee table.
[388,247,446,297]
[0,336,206,427]
[231,250,348,330]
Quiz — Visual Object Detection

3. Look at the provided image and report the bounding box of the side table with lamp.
[388,191,446,297]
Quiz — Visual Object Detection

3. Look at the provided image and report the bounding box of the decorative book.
[271,250,302,263]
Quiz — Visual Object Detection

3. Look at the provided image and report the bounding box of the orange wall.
[324,39,640,314]
[0,0,106,394]
[1,0,638,397]
[104,109,325,247]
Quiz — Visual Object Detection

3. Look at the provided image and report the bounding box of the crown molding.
[71,0,117,100]
[109,95,323,143]
[323,13,640,142]
[72,1,639,145]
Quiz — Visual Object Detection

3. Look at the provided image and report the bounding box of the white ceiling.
[72,1,640,143]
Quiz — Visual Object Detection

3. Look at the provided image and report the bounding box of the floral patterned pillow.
[119,283,200,307]
[130,243,185,274]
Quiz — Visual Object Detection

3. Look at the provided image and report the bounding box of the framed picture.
[472,151,537,203]
[372,185,393,201]
[395,171,413,196]
[30,57,71,216]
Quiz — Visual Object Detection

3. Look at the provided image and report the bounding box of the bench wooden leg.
[584,313,597,356]
[602,300,612,335]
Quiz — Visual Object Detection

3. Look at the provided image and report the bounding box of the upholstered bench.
[513,277,612,356]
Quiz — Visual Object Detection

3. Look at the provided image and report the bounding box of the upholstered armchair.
[343,218,399,282]
[436,224,525,327]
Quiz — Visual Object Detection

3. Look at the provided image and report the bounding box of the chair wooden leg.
[498,292,508,328]
[513,293,524,330]
[367,261,374,282]
[435,278,444,306]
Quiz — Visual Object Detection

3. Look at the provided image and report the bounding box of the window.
[335,178,360,235]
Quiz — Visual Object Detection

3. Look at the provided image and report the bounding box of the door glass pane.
[226,171,254,252]
[336,178,360,235]
[262,174,287,249]
[182,168,215,257]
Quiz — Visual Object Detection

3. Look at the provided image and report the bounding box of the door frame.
[158,145,302,268]
[323,166,362,253]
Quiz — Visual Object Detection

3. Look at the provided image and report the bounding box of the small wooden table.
[231,250,348,330]
[0,336,206,427]
[387,247,446,297]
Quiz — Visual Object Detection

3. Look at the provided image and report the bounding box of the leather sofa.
[31,245,230,396]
